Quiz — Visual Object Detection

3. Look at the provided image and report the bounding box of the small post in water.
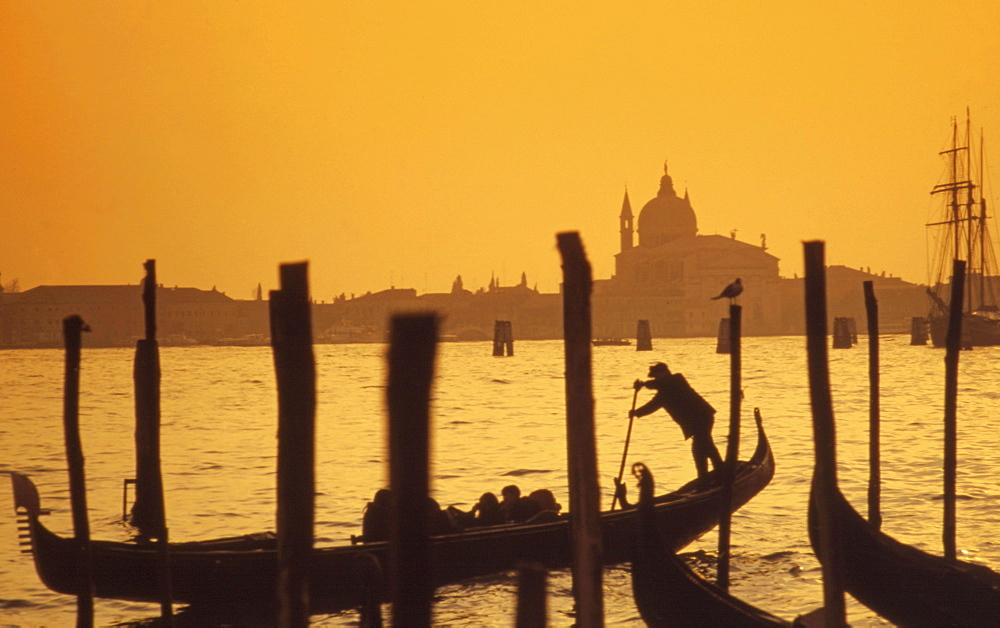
[832,317,853,349]
[493,320,514,356]
[636,319,652,351]
[910,317,928,345]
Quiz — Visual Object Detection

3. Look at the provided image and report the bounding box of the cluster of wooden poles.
[47,236,974,628]
[52,231,759,627]
[60,260,174,627]
[804,241,972,625]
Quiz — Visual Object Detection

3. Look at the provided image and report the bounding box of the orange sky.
[2,2,998,301]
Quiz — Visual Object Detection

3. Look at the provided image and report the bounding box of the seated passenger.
[508,495,542,523]
[470,491,503,527]
[528,488,562,514]
[445,503,476,530]
[361,488,392,542]
[500,484,522,522]
[525,488,563,523]
[362,490,459,540]
[428,497,458,536]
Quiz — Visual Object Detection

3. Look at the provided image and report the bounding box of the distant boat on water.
[592,338,632,346]
[211,334,269,347]
[925,112,1000,347]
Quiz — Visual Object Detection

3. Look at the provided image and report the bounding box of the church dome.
[637,163,697,247]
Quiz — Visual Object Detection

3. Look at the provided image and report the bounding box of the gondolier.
[630,362,724,480]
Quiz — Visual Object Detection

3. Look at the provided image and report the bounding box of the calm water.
[2,337,1000,626]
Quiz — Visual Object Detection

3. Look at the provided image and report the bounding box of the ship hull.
[928,313,1000,348]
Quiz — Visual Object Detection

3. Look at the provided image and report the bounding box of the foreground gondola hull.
[808,483,1000,626]
[12,418,773,613]
[630,417,790,627]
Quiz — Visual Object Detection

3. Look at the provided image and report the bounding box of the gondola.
[630,418,792,626]
[807,481,1000,626]
[11,415,773,613]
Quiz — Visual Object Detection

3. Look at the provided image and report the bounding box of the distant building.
[0,163,933,347]
[591,163,784,338]
[777,265,930,335]
[314,280,560,342]
[0,284,261,347]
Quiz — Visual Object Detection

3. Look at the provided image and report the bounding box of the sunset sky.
[2,2,998,301]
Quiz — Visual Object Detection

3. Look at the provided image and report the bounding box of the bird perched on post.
[711,278,743,302]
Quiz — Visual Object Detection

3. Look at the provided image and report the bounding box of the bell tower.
[619,188,634,252]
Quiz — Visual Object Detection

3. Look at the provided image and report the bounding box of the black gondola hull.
[12,418,774,613]
[808,484,1000,626]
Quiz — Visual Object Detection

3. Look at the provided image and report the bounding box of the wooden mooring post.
[635,319,652,351]
[803,241,847,626]
[356,552,384,628]
[63,315,94,628]
[715,318,731,354]
[130,260,174,620]
[864,281,882,530]
[943,259,966,561]
[832,317,853,349]
[717,305,741,591]
[270,262,316,628]
[556,232,604,627]
[516,562,548,627]
[131,260,167,537]
[493,320,514,356]
[387,313,438,626]
[910,317,929,345]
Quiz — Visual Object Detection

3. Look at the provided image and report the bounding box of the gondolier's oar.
[611,386,640,511]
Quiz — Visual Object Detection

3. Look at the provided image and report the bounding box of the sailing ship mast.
[927,110,997,316]
[923,110,1000,348]
[978,127,990,311]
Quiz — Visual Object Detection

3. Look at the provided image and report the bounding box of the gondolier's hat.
[648,362,670,377]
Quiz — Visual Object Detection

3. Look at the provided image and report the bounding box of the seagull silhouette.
[711,278,743,302]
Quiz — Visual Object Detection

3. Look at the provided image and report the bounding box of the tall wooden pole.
[63,315,94,628]
[863,281,882,530]
[129,260,173,620]
[270,262,316,628]
[556,232,604,627]
[356,552,385,628]
[717,304,741,590]
[131,259,166,538]
[387,314,438,627]
[803,241,847,626]
[943,259,966,560]
[516,562,548,628]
